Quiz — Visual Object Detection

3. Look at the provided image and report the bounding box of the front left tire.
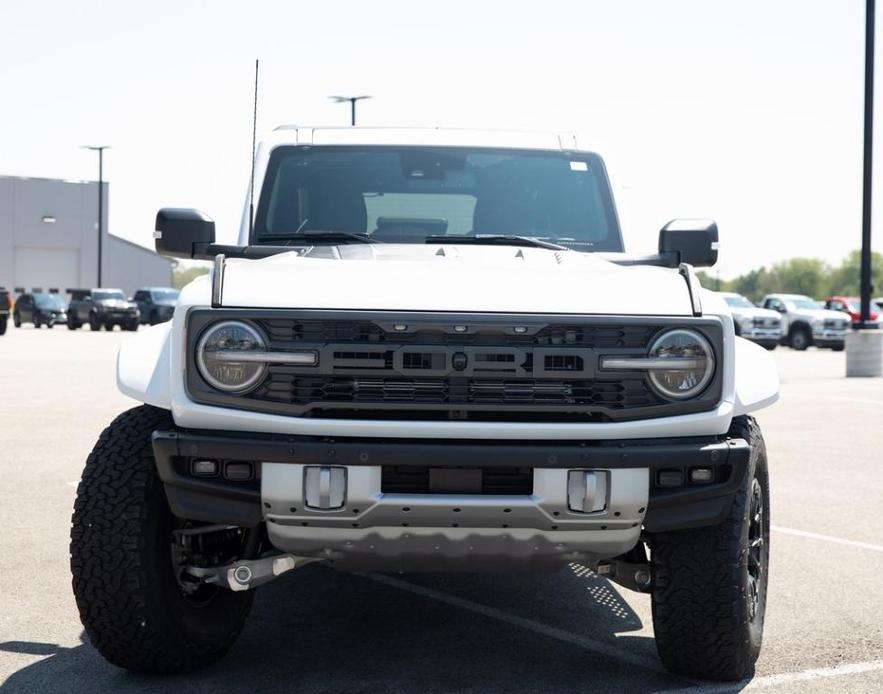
[648,416,770,681]
[70,405,254,673]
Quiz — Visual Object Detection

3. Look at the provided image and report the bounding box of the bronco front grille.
[186,310,724,422]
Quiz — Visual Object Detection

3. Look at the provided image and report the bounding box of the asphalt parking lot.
[1,327,881,693]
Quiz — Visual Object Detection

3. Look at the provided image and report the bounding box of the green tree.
[172,263,211,289]
[764,258,831,299]
[827,249,883,297]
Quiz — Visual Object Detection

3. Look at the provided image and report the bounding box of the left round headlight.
[196,320,267,393]
[647,329,715,400]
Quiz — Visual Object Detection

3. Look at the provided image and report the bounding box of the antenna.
[249,59,259,239]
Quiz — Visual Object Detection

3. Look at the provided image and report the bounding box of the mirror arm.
[678,263,703,317]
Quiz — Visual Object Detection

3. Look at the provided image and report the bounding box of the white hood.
[218,244,694,316]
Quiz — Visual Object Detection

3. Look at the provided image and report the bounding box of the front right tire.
[70,405,253,673]
[649,416,770,681]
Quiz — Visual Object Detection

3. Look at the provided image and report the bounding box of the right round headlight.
[647,329,715,400]
[196,321,267,393]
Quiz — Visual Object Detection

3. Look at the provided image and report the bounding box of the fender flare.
[117,321,172,409]
[732,336,779,415]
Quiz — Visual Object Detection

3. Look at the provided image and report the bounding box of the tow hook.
[186,554,322,592]
[595,560,653,593]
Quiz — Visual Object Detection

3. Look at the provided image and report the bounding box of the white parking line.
[786,394,883,406]
[363,572,687,680]
[772,525,883,553]
[651,659,883,693]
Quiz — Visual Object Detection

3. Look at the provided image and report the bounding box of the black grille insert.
[382,466,534,495]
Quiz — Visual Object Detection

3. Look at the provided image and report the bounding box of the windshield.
[34,294,66,310]
[724,295,754,308]
[788,297,819,310]
[151,289,179,302]
[93,290,125,301]
[253,146,623,251]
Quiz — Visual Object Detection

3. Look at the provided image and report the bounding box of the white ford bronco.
[70,127,779,681]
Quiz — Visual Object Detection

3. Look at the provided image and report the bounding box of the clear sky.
[0,0,879,277]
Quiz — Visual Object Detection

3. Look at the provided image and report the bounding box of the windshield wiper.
[424,234,568,251]
[283,230,376,245]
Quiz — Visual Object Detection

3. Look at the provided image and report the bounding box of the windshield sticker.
[569,161,588,171]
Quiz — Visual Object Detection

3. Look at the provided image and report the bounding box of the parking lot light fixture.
[81,146,110,286]
[328,95,372,126]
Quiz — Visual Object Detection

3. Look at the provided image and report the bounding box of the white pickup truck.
[70,127,779,682]
[760,293,849,350]
[719,292,782,350]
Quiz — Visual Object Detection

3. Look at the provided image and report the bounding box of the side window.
[767,299,784,312]
[134,291,147,302]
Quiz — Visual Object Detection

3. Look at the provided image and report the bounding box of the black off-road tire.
[0,317,6,335]
[67,320,79,330]
[70,405,254,673]
[13,312,21,328]
[89,315,101,331]
[649,416,770,681]
[788,325,811,351]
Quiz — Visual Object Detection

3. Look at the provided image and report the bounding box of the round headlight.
[647,329,715,400]
[196,321,267,393]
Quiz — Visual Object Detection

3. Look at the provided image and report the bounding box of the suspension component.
[185,554,321,591]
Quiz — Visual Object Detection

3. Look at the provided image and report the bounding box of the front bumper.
[153,430,750,570]
[812,329,847,346]
[99,310,139,323]
[740,328,781,346]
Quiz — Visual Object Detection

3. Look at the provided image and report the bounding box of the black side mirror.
[155,208,216,258]
[658,219,719,267]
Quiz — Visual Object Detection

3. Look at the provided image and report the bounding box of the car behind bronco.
[67,288,140,331]
[70,127,778,682]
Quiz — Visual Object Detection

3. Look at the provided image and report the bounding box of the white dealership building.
[0,175,172,297]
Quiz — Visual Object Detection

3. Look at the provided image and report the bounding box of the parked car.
[71,127,779,682]
[824,295,880,326]
[760,293,849,350]
[13,292,69,328]
[132,287,179,325]
[719,292,781,349]
[67,288,140,331]
[0,288,10,335]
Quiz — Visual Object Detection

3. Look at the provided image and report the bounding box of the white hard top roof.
[263,126,582,151]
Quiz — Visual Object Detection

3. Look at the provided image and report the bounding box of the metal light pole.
[860,0,875,328]
[328,95,372,126]
[82,146,110,287]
